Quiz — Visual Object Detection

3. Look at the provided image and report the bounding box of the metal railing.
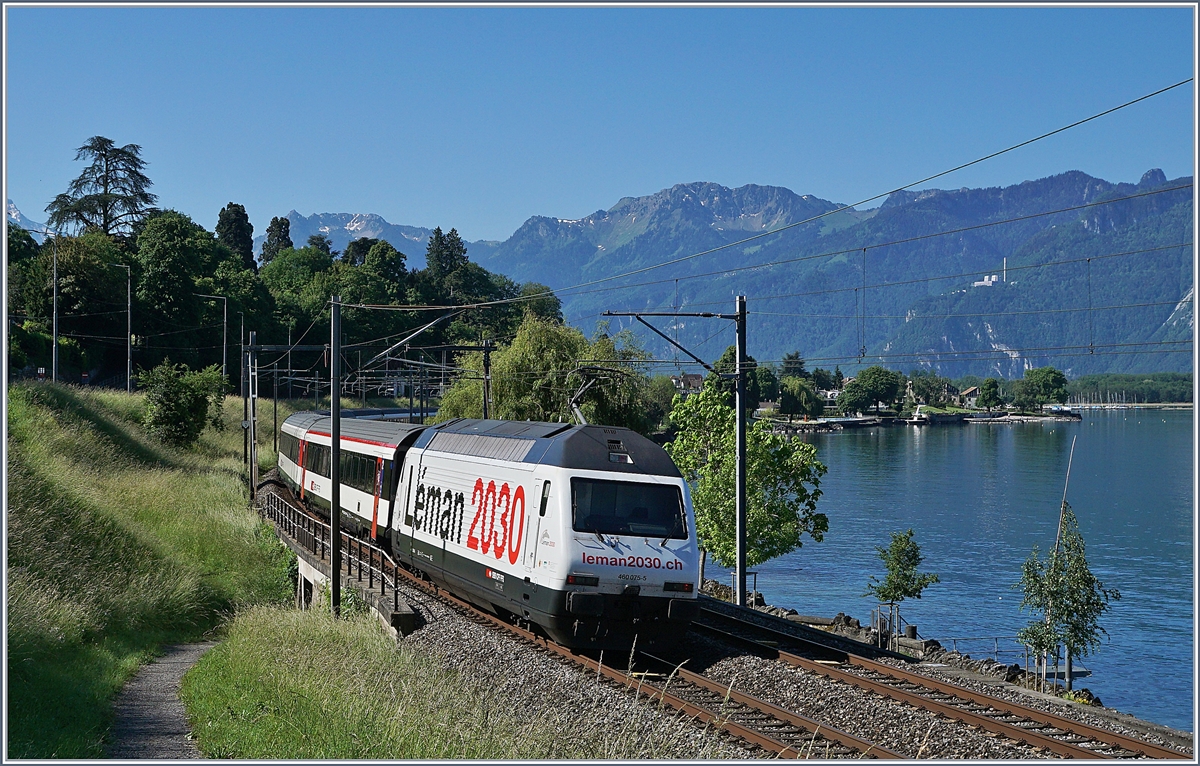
[259,490,402,614]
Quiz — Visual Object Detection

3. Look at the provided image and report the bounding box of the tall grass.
[181,606,731,759]
[5,384,298,757]
[10,387,722,759]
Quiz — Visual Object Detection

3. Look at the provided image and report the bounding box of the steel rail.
[635,650,904,759]
[697,608,1190,759]
[427,595,901,759]
[254,484,898,758]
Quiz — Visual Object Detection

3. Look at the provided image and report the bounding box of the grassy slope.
[6,384,297,758]
[10,389,720,759]
[181,605,728,759]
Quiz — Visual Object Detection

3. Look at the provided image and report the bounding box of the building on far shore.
[670,373,704,395]
[960,386,979,408]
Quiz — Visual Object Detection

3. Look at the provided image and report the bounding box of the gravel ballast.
[392,582,756,759]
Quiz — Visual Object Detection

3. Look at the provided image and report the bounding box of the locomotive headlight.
[567,574,599,586]
[663,581,694,593]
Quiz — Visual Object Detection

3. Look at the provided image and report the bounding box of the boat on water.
[904,405,966,425]
[905,405,930,425]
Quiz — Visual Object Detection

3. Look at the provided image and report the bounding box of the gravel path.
[106,642,217,759]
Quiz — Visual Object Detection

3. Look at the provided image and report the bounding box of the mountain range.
[9,168,1192,377]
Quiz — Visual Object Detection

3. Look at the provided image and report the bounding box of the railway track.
[256,485,898,758]
[694,607,1190,760]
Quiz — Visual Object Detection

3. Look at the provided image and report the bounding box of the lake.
[709,409,1194,732]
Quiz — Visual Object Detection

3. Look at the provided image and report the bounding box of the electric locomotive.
[278,413,701,649]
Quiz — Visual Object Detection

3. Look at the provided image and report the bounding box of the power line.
[539,81,1195,300]
[564,240,1191,328]
[753,298,1190,321]
[555,185,1190,304]
[336,80,1194,317]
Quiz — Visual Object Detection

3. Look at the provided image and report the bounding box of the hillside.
[12,168,1188,378]
[471,170,1192,377]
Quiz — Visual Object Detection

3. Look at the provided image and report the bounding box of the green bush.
[137,360,225,446]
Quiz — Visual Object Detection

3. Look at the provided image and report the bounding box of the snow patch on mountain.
[6,199,50,242]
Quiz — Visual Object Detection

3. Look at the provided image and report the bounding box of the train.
[277,412,701,649]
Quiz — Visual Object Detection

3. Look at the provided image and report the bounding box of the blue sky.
[4,5,1195,242]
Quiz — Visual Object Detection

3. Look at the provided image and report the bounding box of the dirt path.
[106,642,217,759]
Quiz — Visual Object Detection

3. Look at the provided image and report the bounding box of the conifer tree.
[261,216,293,263]
[216,202,255,271]
[45,136,157,236]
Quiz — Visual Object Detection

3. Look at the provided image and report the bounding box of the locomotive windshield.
[571,478,686,539]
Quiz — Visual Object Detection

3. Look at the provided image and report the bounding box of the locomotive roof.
[280,413,681,477]
[418,419,681,478]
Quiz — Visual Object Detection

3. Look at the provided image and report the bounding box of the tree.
[7,225,39,265]
[216,203,255,272]
[1024,366,1069,410]
[137,360,226,447]
[342,236,381,267]
[363,241,408,290]
[134,211,217,363]
[436,315,654,432]
[755,364,780,402]
[307,233,337,257]
[518,282,563,324]
[666,382,827,568]
[644,374,678,429]
[7,226,41,320]
[261,216,293,263]
[865,529,939,604]
[781,351,808,379]
[836,379,871,415]
[865,528,939,652]
[910,369,949,406]
[779,376,824,419]
[425,226,469,282]
[45,136,157,236]
[811,367,834,391]
[856,365,902,412]
[833,366,844,389]
[1011,379,1039,412]
[1015,502,1120,691]
[977,378,1002,411]
[706,345,761,411]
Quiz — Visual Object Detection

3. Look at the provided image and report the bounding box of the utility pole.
[603,296,751,606]
[287,326,293,400]
[241,336,248,485]
[112,264,132,392]
[482,339,492,419]
[330,295,343,617]
[249,331,259,500]
[196,294,228,382]
[51,233,58,383]
[273,362,278,456]
[734,295,748,607]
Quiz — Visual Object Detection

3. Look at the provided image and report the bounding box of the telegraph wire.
[520,79,1196,301]
[578,241,1191,315]
[752,298,1191,321]
[338,80,1193,315]
[554,184,1191,304]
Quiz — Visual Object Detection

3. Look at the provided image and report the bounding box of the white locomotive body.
[278,413,700,649]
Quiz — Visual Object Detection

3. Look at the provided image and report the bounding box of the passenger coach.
[278,413,701,649]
